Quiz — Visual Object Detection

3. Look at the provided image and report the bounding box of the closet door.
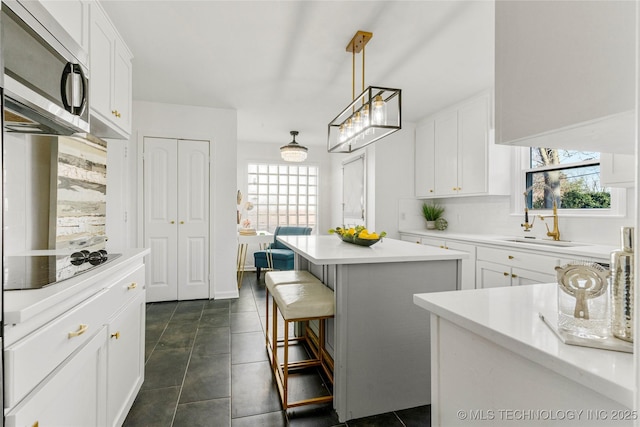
[144,137,179,301]
[177,140,210,300]
[144,138,210,302]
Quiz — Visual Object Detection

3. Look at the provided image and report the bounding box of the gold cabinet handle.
[439,245,445,248]
[128,282,137,290]
[503,272,509,276]
[116,111,121,118]
[170,220,175,224]
[68,324,88,339]
[112,110,121,118]
[111,331,121,340]
[508,255,514,259]
[429,189,434,193]
[511,274,518,278]
[180,221,185,224]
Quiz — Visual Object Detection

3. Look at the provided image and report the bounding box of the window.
[246,163,318,232]
[525,148,611,210]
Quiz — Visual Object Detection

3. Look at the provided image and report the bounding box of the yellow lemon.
[347,228,356,236]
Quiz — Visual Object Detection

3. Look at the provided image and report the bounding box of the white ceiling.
[101,0,495,147]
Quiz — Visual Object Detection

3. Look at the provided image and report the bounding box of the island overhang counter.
[277,235,467,422]
[414,283,634,427]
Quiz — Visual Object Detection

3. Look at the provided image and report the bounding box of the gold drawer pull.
[503,272,509,276]
[429,189,433,193]
[508,255,514,259]
[68,324,88,339]
[111,332,121,340]
[511,274,518,278]
[128,282,137,290]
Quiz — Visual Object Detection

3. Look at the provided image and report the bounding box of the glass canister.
[556,262,611,339]
[611,226,634,342]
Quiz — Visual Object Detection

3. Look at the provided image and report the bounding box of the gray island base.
[277,236,465,422]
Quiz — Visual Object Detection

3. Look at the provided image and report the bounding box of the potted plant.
[422,201,445,230]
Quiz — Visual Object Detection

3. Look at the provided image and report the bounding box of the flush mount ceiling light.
[280,130,308,162]
[327,30,402,154]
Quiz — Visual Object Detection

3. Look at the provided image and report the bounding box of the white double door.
[144,137,210,302]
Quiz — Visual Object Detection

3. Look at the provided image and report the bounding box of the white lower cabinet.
[419,237,476,290]
[476,246,560,288]
[5,327,108,427]
[4,254,147,427]
[107,291,145,427]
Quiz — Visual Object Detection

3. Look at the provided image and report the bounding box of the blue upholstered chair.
[254,226,312,279]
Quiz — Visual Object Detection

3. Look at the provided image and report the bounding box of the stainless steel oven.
[2,1,89,135]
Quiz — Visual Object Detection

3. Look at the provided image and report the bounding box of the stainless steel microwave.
[2,1,90,135]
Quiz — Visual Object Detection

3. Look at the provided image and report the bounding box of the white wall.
[123,100,238,300]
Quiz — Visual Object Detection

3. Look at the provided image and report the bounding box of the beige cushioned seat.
[271,282,335,320]
[265,270,320,293]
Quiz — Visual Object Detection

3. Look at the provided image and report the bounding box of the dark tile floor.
[123,274,431,427]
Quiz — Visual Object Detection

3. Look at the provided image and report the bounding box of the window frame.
[245,161,319,233]
[512,147,626,218]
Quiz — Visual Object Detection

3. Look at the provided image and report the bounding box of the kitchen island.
[277,235,467,422]
[414,283,633,426]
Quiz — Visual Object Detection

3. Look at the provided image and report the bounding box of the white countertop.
[400,229,616,262]
[277,235,467,265]
[4,248,150,326]
[413,283,634,408]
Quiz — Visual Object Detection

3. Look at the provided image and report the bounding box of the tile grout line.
[169,302,206,427]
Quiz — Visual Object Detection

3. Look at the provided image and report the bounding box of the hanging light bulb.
[362,104,372,135]
[353,111,363,134]
[372,95,387,126]
[339,124,347,143]
[345,118,354,139]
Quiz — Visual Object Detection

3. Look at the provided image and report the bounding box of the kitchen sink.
[501,238,588,247]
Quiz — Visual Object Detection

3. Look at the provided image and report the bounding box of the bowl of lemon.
[328,226,386,247]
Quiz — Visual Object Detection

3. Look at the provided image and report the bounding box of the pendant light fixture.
[327,31,401,154]
[280,130,308,162]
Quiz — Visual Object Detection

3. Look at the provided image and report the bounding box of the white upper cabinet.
[89,1,133,139]
[600,153,635,188]
[414,121,435,197]
[495,1,635,154]
[415,91,511,198]
[39,0,90,56]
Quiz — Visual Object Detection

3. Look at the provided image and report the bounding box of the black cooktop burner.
[4,252,122,291]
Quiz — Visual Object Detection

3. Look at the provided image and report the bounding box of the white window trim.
[511,147,626,218]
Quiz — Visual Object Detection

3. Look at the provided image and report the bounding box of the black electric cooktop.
[4,251,122,291]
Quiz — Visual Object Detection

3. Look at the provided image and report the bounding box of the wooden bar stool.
[264,271,320,349]
[268,281,335,409]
